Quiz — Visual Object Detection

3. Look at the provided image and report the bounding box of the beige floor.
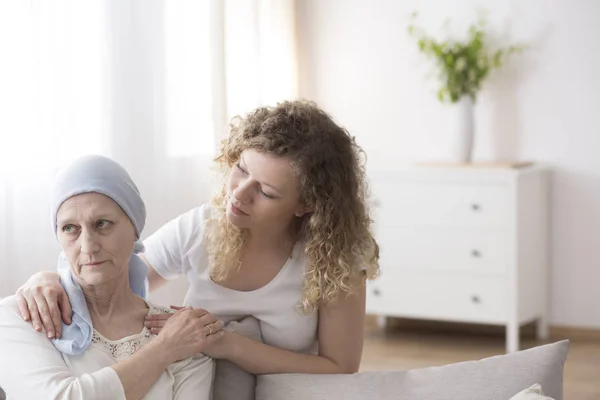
[360,319,600,400]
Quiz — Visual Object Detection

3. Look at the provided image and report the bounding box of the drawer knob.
[471,295,481,304]
[471,203,481,211]
[471,249,481,258]
[373,288,381,297]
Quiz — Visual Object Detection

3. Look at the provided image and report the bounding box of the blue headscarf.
[49,155,148,355]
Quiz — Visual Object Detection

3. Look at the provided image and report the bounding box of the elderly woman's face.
[56,192,136,286]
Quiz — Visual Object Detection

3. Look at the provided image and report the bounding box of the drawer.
[372,182,510,229]
[375,272,507,324]
[378,229,509,275]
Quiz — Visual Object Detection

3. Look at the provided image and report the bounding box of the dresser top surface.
[368,163,549,183]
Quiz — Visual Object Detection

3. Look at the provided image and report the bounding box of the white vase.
[449,96,474,163]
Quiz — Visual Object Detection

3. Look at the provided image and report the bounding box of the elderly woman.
[0,155,222,399]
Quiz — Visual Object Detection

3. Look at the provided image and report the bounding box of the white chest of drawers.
[366,165,549,353]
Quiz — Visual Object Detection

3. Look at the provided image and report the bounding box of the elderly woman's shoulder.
[0,296,23,321]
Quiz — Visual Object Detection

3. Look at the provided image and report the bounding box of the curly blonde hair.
[204,100,379,312]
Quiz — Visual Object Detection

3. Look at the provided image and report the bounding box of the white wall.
[297,0,600,328]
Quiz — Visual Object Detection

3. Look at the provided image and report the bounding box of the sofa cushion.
[256,340,569,400]
[212,316,261,400]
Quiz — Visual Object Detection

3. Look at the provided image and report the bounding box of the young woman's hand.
[15,271,72,338]
[154,307,225,363]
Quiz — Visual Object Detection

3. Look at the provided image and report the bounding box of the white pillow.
[510,384,555,400]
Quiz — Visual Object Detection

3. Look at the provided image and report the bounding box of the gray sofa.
[0,323,569,400]
[213,340,569,400]
[215,318,570,400]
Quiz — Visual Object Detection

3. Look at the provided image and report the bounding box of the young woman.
[16,100,380,375]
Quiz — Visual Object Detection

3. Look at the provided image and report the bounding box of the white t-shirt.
[143,204,319,354]
[0,296,213,400]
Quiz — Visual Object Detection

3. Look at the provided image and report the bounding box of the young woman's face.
[226,149,307,231]
[56,192,137,287]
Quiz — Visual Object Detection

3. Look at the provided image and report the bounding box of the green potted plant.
[408,13,522,162]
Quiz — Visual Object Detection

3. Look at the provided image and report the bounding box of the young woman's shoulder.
[142,203,216,279]
[175,203,215,227]
[156,203,216,242]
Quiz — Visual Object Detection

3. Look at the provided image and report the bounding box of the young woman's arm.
[140,254,168,291]
[17,206,205,337]
[14,259,165,338]
[205,277,367,375]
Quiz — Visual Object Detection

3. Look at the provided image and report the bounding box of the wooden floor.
[360,319,600,400]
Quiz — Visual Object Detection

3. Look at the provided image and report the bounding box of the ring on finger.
[206,324,213,335]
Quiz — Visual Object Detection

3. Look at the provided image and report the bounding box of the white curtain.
[0,0,107,298]
[223,0,299,123]
[0,0,298,303]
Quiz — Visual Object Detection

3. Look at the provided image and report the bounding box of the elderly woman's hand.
[154,307,225,362]
[15,271,71,338]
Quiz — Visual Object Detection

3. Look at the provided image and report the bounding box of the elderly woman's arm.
[0,297,172,400]
[0,297,218,400]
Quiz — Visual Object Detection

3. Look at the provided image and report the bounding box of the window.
[0,1,104,178]
[164,1,215,157]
